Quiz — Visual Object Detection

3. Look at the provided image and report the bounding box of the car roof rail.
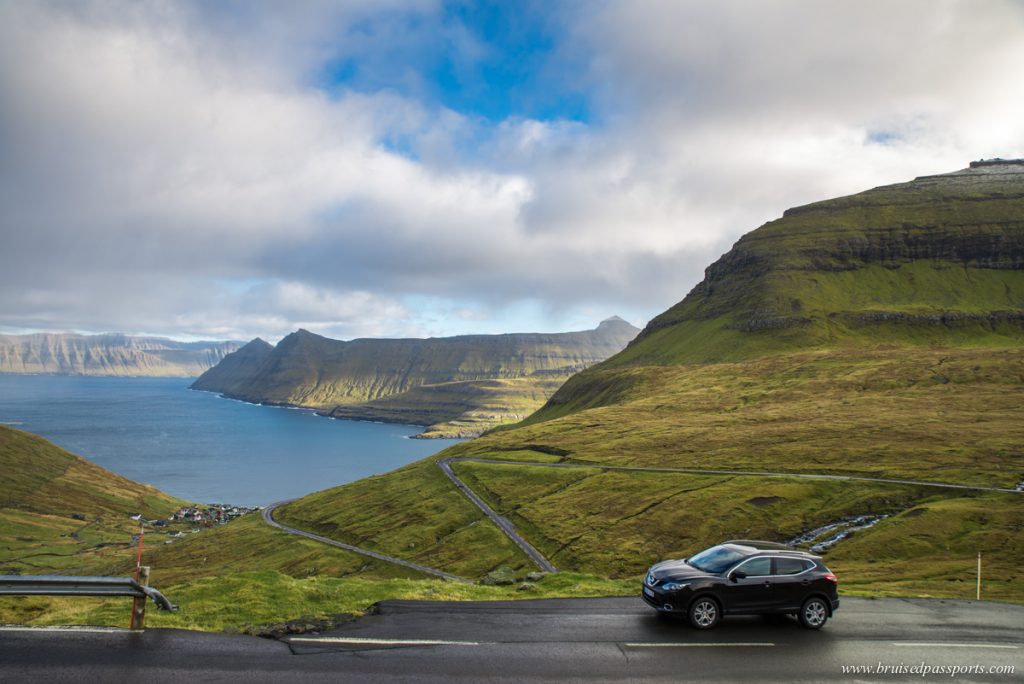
[722,539,793,551]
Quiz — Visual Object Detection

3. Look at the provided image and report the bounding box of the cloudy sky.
[1,0,1023,342]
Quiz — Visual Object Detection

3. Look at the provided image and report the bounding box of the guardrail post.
[129,566,150,630]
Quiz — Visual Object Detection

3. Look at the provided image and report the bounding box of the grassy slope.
[0,429,634,631]
[559,164,1024,374]
[6,164,1023,630]
[1,505,633,632]
[274,347,1023,600]
[450,461,1022,600]
[0,426,185,575]
[269,164,1024,603]
[327,375,568,438]
[276,461,536,577]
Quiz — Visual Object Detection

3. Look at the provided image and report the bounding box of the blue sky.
[318,2,590,125]
[1,0,1023,342]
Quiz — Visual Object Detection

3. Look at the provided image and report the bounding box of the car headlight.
[661,581,690,591]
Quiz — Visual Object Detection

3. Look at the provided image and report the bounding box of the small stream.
[786,514,888,553]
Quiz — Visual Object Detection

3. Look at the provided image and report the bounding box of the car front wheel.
[799,597,829,629]
[688,597,720,630]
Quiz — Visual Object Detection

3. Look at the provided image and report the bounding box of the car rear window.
[774,557,810,575]
[735,556,772,576]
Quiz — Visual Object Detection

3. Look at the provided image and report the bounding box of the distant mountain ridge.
[192,317,640,437]
[0,333,240,377]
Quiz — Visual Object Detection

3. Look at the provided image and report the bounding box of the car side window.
[734,556,771,576]
[773,557,809,575]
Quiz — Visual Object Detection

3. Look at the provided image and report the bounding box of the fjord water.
[0,375,461,506]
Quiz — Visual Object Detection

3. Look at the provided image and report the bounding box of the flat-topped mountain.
[529,159,1024,419]
[192,318,639,436]
[0,333,240,377]
[622,159,1024,364]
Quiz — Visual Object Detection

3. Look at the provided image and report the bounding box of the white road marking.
[291,637,778,649]
[623,642,775,648]
[288,637,481,646]
[892,642,1019,650]
[0,625,130,634]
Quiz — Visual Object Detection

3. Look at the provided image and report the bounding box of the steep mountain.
[271,161,1024,600]
[532,158,1024,420]
[192,317,640,436]
[0,333,240,377]
[189,338,274,394]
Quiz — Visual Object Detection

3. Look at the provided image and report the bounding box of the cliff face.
[191,318,640,435]
[614,160,1024,366]
[192,317,639,409]
[0,333,240,377]
[534,160,1024,419]
[189,338,274,394]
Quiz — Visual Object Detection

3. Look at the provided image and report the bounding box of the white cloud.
[1,0,1022,341]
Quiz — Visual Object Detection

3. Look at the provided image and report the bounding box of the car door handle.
[763,581,772,587]
[801,579,811,586]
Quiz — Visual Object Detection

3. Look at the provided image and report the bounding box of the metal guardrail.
[0,575,177,612]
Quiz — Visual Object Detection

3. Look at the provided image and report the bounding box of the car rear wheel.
[688,597,720,630]
[799,597,829,629]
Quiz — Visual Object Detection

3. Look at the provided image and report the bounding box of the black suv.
[642,540,839,629]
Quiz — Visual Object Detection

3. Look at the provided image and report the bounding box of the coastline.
[188,386,454,437]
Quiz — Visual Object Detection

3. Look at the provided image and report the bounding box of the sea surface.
[0,375,461,506]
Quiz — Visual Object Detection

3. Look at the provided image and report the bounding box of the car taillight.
[824,572,838,583]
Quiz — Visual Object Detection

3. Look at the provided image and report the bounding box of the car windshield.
[687,545,746,574]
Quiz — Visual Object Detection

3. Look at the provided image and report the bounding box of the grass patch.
[485,349,1024,488]
[275,462,533,577]
[0,570,636,633]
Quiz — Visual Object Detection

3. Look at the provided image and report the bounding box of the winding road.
[263,456,1023,578]
[437,459,556,572]
[261,501,469,582]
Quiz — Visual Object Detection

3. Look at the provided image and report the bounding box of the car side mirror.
[729,570,747,582]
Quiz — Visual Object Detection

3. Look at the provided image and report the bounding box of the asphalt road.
[1,597,1020,682]
[261,500,468,582]
[438,458,557,572]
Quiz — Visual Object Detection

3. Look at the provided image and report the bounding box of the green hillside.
[0,333,239,377]
[269,161,1024,602]
[193,317,639,436]
[609,161,1022,362]
[5,161,1022,633]
[0,427,631,632]
[526,160,1024,422]
[326,375,567,438]
[0,426,184,575]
